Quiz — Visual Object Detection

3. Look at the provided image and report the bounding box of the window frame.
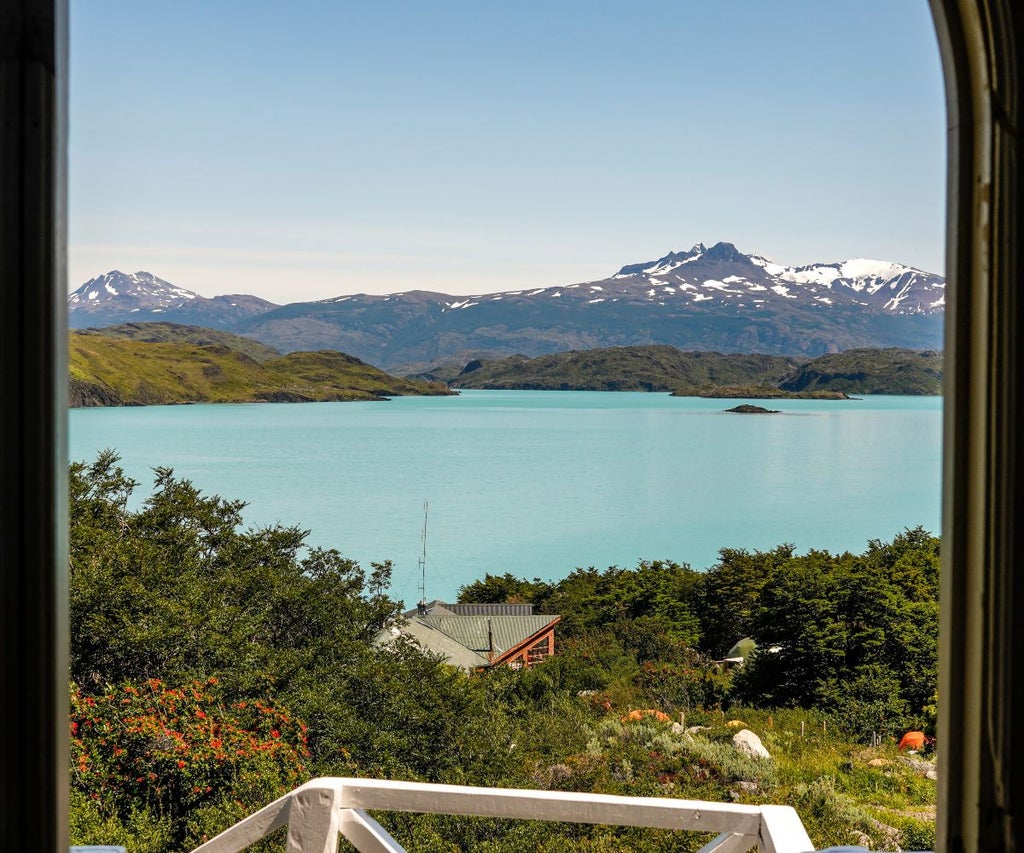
[4,1,1024,849]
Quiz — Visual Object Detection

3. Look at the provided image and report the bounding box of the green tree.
[730,531,939,736]
[698,545,794,657]
[458,572,551,605]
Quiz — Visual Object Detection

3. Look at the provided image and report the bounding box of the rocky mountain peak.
[703,241,747,263]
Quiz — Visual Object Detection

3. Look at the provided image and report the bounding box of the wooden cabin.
[381,601,560,671]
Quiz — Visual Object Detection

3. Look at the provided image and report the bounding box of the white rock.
[732,729,771,760]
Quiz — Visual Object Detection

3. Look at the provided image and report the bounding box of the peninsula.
[69,325,452,407]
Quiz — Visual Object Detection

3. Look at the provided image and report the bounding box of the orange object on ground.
[898,730,926,750]
[621,709,671,723]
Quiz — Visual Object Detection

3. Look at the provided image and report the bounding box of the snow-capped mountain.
[69,270,199,311]
[68,271,278,329]
[609,241,944,314]
[68,244,945,368]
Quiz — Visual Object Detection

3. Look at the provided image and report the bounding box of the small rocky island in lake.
[726,404,780,414]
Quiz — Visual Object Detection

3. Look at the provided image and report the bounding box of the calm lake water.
[69,391,942,608]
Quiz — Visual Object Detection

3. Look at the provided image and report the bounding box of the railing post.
[339,809,405,853]
[286,783,344,853]
[758,804,814,853]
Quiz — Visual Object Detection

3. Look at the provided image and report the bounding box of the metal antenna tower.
[417,500,429,610]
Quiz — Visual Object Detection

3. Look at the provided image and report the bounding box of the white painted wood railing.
[191,777,815,853]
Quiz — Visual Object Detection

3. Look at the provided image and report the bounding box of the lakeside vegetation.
[69,452,939,851]
[69,327,452,406]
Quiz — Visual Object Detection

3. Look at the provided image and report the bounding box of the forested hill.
[447,346,804,391]
[69,327,452,406]
[777,348,944,395]
[445,345,943,395]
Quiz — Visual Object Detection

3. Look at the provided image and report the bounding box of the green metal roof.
[386,619,490,669]
[418,614,556,658]
[380,603,560,669]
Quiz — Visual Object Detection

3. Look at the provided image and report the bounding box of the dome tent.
[724,637,757,664]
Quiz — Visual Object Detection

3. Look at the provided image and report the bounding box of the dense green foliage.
[729,531,939,733]
[70,452,938,850]
[459,532,939,736]
[69,333,453,407]
[447,345,942,396]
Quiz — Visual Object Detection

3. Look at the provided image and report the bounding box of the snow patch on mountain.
[840,258,907,279]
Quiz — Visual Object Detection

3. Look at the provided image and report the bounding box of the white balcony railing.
[191,777,815,853]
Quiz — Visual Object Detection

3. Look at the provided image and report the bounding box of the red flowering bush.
[70,677,310,847]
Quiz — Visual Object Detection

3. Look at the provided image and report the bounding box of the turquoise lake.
[69,391,943,608]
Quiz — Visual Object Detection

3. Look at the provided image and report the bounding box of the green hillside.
[450,345,805,391]
[69,333,453,407]
[80,322,282,363]
[449,344,943,396]
[778,348,944,395]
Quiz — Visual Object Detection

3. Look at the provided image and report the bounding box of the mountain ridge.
[68,242,945,369]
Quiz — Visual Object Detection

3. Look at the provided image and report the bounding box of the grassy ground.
[369,704,936,852]
[582,706,937,851]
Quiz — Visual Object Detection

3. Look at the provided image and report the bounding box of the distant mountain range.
[68,242,945,370]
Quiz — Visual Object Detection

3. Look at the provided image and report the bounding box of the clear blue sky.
[70,1,946,302]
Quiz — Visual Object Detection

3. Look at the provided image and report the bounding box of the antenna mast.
[417,500,429,610]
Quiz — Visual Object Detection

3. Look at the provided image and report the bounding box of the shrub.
[70,678,309,848]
